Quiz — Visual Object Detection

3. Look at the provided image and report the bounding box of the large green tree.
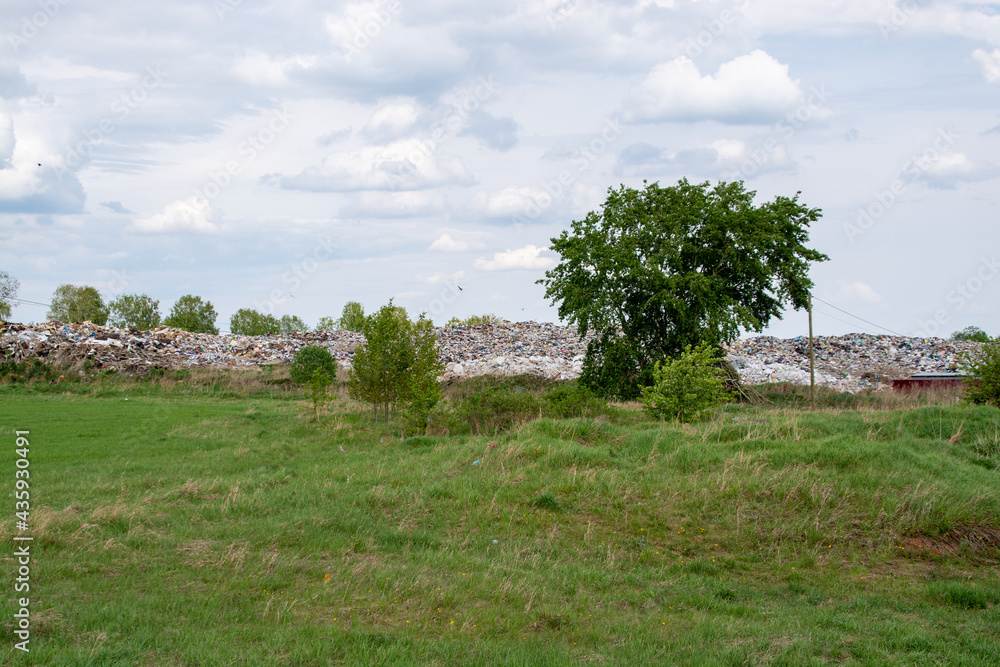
[538,179,827,398]
[48,284,109,325]
[0,271,19,321]
[108,294,161,330]
[163,295,219,334]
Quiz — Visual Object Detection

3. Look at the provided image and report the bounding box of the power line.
[811,295,901,336]
[10,298,52,309]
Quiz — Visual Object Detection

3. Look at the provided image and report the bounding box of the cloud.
[100,200,133,214]
[131,197,220,233]
[339,190,445,217]
[473,245,556,271]
[232,49,317,86]
[972,48,1000,83]
[269,138,474,192]
[471,186,554,219]
[625,50,803,124]
[426,270,465,284]
[460,110,518,151]
[0,61,36,100]
[904,150,994,189]
[429,232,486,252]
[829,280,882,304]
[362,101,419,142]
[614,137,792,178]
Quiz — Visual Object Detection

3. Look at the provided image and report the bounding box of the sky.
[1,0,999,340]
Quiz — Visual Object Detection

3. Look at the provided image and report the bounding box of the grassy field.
[1,368,999,665]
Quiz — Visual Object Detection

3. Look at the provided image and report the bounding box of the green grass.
[1,371,999,665]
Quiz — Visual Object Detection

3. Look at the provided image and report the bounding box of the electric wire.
[811,295,901,336]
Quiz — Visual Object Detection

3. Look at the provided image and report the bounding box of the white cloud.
[473,245,556,271]
[429,232,486,252]
[472,186,555,219]
[273,138,474,192]
[363,101,419,141]
[232,49,317,86]
[625,50,803,124]
[132,197,220,233]
[830,280,882,304]
[972,48,1000,83]
[340,190,445,217]
[426,270,466,284]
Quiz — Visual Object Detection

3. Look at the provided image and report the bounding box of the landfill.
[0,321,983,392]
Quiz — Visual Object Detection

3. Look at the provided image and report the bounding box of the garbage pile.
[0,322,982,392]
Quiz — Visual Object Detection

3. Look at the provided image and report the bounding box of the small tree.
[279,314,308,333]
[640,343,733,422]
[0,271,20,321]
[305,369,335,421]
[108,294,161,329]
[230,308,280,335]
[48,285,109,325]
[348,301,443,425]
[163,295,218,334]
[962,338,1000,408]
[336,301,366,331]
[952,326,992,343]
[290,345,338,385]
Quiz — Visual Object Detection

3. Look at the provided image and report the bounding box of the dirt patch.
[902,525,1000,557]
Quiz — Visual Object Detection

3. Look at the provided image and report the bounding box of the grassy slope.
[1,380,999,665]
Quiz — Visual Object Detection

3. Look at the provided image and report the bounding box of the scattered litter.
[472,460,481,466]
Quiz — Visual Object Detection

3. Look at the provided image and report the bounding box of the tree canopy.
[336,301,366,331]
[230,308,280,335]
[538,178,827,398]
[163,295,218,334]
[48,284,109,325]
[108,294,161,330]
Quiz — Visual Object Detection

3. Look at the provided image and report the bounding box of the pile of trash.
[0,321,981,392]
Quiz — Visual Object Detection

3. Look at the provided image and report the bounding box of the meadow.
[1,366,998,665]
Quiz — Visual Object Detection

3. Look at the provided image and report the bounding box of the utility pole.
[808,292,815,410]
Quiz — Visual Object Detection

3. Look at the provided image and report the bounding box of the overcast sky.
[2,0,998,339]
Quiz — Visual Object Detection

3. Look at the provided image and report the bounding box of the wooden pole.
[808,293,815,410]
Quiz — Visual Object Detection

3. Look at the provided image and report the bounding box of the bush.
[455,385,541,435]
[290,346,338,385]
[640,343,733,421]
[305,369,335,421]
[962,338,1000,408]
[445,314,502,326]
[543,382,607,418]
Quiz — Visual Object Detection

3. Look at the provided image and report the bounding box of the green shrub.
[290,346,338,385]
[962,338,1000,408]
[455,385,541,435]
[640,343,733,421]
[543,382,606,418]
[445,314,503,326]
